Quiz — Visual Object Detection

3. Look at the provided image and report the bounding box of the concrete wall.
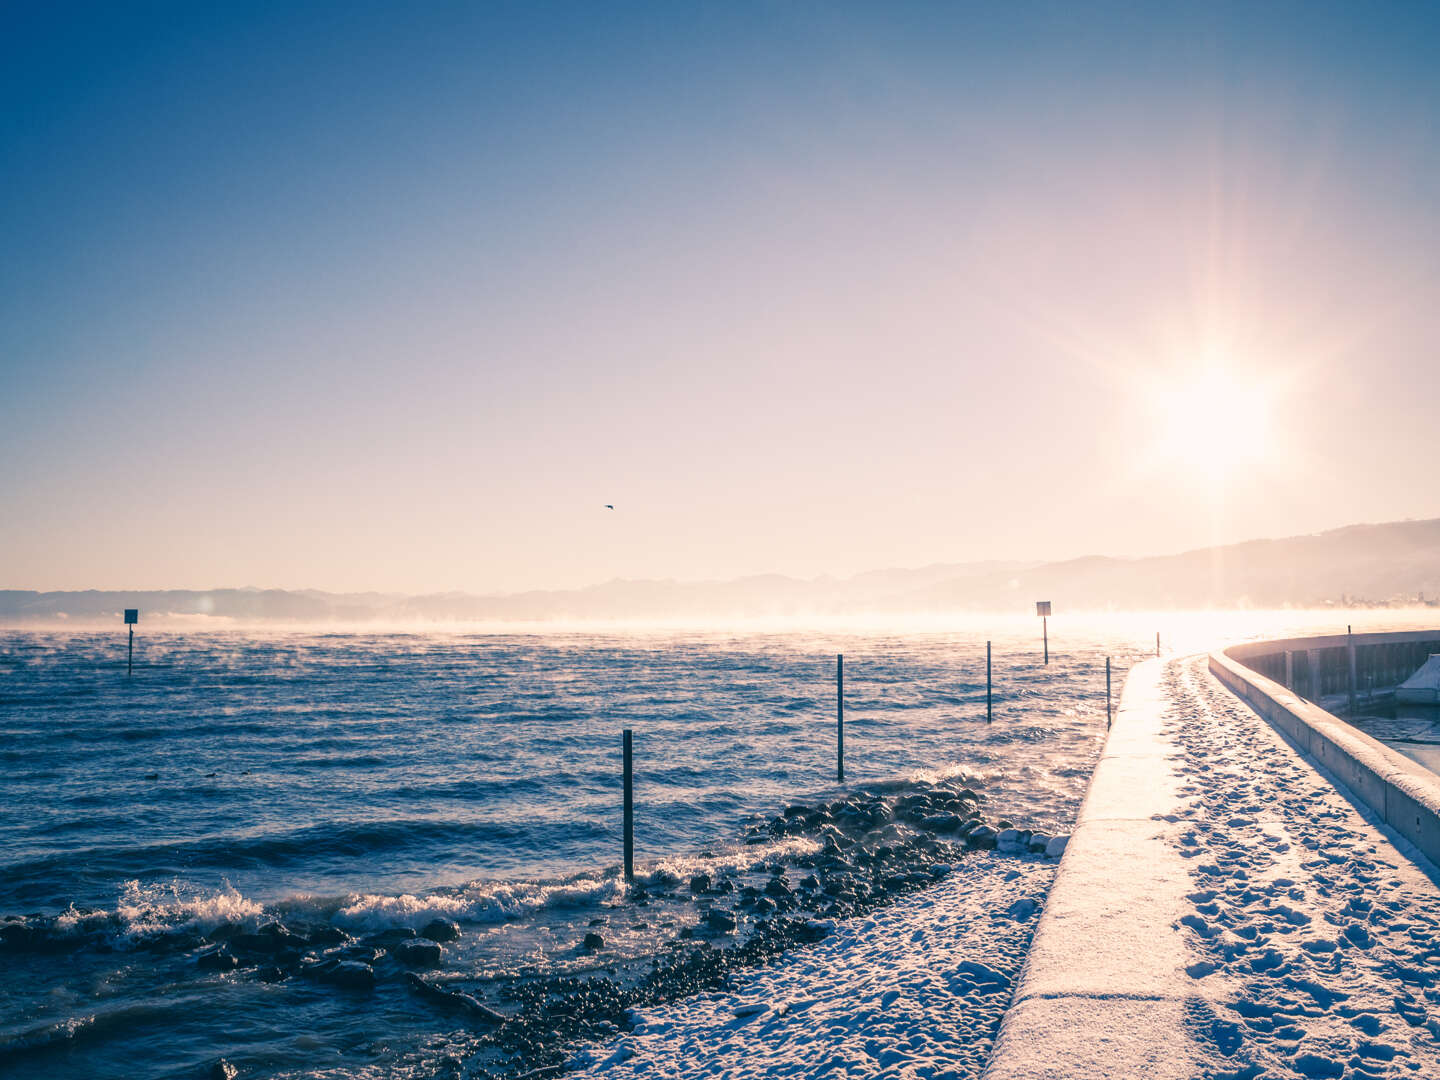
[1209,635,1440,867]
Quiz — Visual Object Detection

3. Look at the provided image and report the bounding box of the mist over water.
[1,612,1432,1078]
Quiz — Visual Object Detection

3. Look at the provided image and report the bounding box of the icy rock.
[966,825,998,849]
[996,828,1024,853]
[1027,832,1052,854]
[1044,834,1069,858]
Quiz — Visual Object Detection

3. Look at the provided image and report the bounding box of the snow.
[574,654,1440,1080]
[1395,654,1440,704]
[570,852,1057,1080]
[1166,657,1440,1078]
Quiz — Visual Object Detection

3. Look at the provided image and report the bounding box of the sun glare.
[1147,366,1273,474]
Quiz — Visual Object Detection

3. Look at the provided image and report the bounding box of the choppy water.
[1,614,1425,1078]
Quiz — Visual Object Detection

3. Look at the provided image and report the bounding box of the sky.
[3,2,1439,595]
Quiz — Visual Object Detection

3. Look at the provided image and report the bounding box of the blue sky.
[4,2,1439,593]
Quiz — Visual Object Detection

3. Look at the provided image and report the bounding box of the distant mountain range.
[5,518,1440,625]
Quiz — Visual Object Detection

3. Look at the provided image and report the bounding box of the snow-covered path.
[570,854,1056,1080]
[1168,657,1440,1079]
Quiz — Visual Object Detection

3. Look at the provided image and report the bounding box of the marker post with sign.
[1036,601,1051,664]
[124,609,138,677]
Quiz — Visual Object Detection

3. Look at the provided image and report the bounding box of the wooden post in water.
[1156,631,1161,658]
[622,729,634,882]
[1105,657,1112,729]
[836,653,844,783]
[124,608,138,677]
[986,640,993,724]
[1036,601,1051,664]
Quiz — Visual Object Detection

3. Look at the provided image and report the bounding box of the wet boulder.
[393,940,443,968]
[403,972,504,1024]
[705,909,737,933]
[335,945,385,964]
[230,930,298,956]
[420,919,460,943]
[919,813,961,833]
[197,948,238,971]
[689,873,712,894]
[582,932,604,951]
[306,926,351,948]
[322,960,375,991]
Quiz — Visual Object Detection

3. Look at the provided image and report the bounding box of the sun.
[1145,365,1274,474]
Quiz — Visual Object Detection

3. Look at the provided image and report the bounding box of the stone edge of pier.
[1208,642,1440,869]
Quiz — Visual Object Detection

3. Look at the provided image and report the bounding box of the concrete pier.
[985,634,1440,1080]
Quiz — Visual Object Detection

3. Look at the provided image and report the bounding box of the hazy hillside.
[4,520,1438,625]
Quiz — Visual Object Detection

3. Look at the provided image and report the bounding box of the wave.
[1,831,826,957]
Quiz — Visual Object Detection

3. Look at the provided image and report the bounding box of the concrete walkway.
[984,656,1440,1080]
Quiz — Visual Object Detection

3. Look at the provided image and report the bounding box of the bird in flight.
[604,504,614,510]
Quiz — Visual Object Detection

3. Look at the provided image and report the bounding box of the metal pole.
[986,640,992,723]
[836,653,844,783]
[128,626,134,678]
[1105,657,1112,729]
[1346,626,1357,717]
[1043,617,1049,665]
[1156,631,1160,657]
[622,729,633,882]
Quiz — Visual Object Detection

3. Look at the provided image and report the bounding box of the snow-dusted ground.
[569,655,1440,1080]
[1170,658,1440,1079]
[570,853,1056,1080]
